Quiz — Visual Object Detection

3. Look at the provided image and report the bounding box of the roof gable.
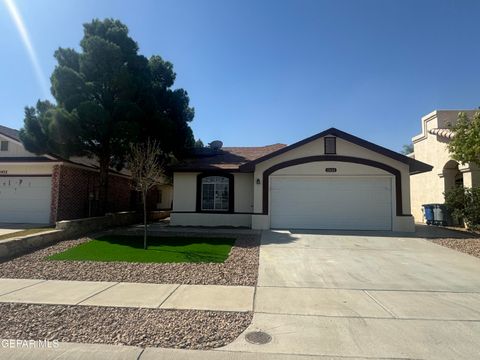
[239,127,432,174]
[0,124,62,162]
[0,125,21,143]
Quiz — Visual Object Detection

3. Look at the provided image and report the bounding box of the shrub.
[444,186,480,230]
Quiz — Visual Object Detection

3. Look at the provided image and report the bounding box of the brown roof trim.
[0,125,20,142]
[172,167,246,173]
[261,155,406,217]
[0,156,130,178]
[59,158,131,178]
[0,156,57,163]
[239,127,432,174]
[0,174,52,177]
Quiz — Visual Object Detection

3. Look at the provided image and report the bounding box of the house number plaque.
[325,168,337,173]
[0,170,7,174]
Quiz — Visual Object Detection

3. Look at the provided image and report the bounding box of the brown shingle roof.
[174,143,287,171]
[0,125,20,141]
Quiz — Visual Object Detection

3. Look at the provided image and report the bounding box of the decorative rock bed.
[0,303,253,349]
[431,238,480,259]
[0,233,260,286]
[0,232,259,349]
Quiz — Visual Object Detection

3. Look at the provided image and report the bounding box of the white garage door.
[270,176,392,230]
[0,176,52,223]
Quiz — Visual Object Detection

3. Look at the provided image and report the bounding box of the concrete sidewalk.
[0,278,254,312]
[0,341,367,360]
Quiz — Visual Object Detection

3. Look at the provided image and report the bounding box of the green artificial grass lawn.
[48,235,235,263]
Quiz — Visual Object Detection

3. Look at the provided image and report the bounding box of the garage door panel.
[0,176,52,223]
[1,210,50,224]
[270,176,392,230]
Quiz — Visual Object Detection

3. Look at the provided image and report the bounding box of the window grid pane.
[201,176,229,211]
[215,183,229,210]
[0,141,8,151]
[201,183,215,210]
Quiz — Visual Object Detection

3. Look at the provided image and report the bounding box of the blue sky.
[1,0,479,151]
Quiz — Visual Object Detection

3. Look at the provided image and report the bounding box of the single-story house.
[0,124,172,224]
[171,128,432,232]
[410,110,480,222]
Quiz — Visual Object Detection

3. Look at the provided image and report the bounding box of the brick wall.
[130,186,160,212]
[52,164,134,221]
[108,174,134,213]
[49,165,61,223]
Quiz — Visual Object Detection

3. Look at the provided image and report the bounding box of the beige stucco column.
[459,163,480,188]
[440,168,458,192]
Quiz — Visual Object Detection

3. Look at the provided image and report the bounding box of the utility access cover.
[245,331,272,345]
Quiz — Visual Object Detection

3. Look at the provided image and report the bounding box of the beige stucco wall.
[171,172,254,213]
[170,213,251,227]
[157,184,173,210]
[251,136,413,231]
[410,110,479,222]
[234,173,254,212]
[273,161,390,176]
[0,163,55,175]
[0,134,57,176]
[170,171,252,227]
[0,135,42,158]
[172,172,198,211]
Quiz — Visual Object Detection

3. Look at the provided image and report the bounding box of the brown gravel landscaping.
[431,238,480,259]
[0,303,252,349]
[0,233,259,286]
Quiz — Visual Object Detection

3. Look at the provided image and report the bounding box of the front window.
[201,176,229,211]
[324,137,336,154]
[0,141,8,151]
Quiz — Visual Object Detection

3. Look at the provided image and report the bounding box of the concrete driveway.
[223,229,480,359]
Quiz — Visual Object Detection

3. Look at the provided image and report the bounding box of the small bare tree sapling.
[127,140,164,249]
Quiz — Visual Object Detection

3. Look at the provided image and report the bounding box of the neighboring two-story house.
[410,110,480,223]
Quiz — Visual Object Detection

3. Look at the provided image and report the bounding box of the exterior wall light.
[256,178,261,185]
